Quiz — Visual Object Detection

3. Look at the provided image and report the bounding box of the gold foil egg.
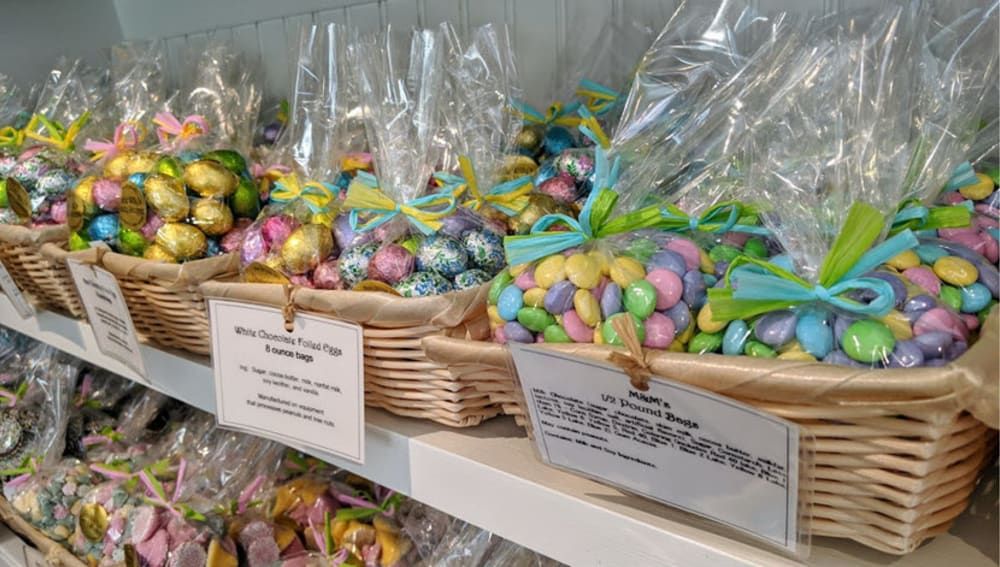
[71,176,98,216]
[127,152,159,175]
[78,502,109,542]
[155,223,207,261]
[510,193,571,234]
[190,198,234,236]
[143,243,178,263]
[516,124,544,154]
[183,159,239,198]
[281,224,334,274]
[144,174,189,222]
[500,155,539,181]
[103,151,134,180]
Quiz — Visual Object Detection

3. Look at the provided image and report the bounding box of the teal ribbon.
[660,202,770,236]
[270,176,339,216]
[945,161,977,191]
[576,78,621,117]
[510,99,583,128]
[891,200,974,234]
[346,171,458,236]
[431,172,467,198]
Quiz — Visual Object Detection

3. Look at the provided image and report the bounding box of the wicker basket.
[200,281,502,427]
[422,310,999,555]
[99,251,240,355]
[0,495,86,567]
[0,224,90,318]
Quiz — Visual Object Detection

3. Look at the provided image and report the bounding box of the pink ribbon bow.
[83,122,145,163]
[153,112,208,151]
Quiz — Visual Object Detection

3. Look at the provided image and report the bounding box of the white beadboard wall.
[110,0,848,108]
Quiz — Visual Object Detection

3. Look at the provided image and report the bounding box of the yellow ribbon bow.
[343,172,457,236]
[458,155,533,217]
[0,126,25,149]
[23,112,91,152]
[513,100,583,128]
[271,173,339,226]
[577,110,611,149]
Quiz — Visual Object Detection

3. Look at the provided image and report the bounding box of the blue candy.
[497,285,524,321]
[127,172,148,188]
[88,214,119,241]
[914,244,947,265]
[722,320,749,356]
[795,309,833,358]
[960,282,992,313]
[542,126,575,156]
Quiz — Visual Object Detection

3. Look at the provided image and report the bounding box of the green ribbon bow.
[660,201,770,235]
[890,198,973,235]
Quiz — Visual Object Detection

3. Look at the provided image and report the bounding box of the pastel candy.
[698,248,715,274]
[938,229,986,255]
[722,231,751,248]
[682,270,707,309]
[665,239,701,271]
[722,320,750,356]
[833,316,855,340]
[976,262,998,296]
[795,310,833,359]
[504,321,534,343]
[515,268,537,291]
[914,307,966,341]
[601,313,645,346]
[881,310,914,340]
[708,245,741,264]
[933,256,978,287]
[609,257,645,287]
[754,310,797,347]
[824,350,865,367]
[688,331,722,354]
[523,287,547,308]
[497,286,524,321]
[857,272,907,309]
[646,269,683,310]
[938,285,962,311]
[544,324,573,343]
[841,320,895,364]
[647,250,687,276]
[983,237,999,264]
[960,283,991,313]
[517,307,555,332]
[488,305,504,326]
[914,244,947,265]
[744,340,777,358]
[623,280,657,319]
[941,191,965,205]
[565,253,601,289]
[600,283,623,318]
[904,294,937,313]
[959,173,995,200]
[664,302,692,333]
[961,313,980,331]
[590,276,608,301]
[544,280,576,314]
[696,303,726,334]
[777,350,816,362]
[488,271,513,305]
[903,266,940,295]
[562,310,594,343]
[912,331,952,358]
[888,340,924,368]
[535,255,567,288]
[642,313,676,349]
[588,251,613,275]
[947,340,969,360]
[574,289,602,326]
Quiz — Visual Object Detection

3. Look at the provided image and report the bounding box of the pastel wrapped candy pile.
[931,166,999,264]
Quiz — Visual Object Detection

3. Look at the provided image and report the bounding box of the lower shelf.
[0,296,996,566]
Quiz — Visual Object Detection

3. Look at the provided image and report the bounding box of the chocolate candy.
[463,229,505,274]
[416,235,468,278]
[395,271,453,297]
[368,243,415,285]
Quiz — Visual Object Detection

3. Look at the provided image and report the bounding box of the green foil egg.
[202,149,247,174]
[229,178,261,219]
[117,229,149,257]
[155,156,183,178]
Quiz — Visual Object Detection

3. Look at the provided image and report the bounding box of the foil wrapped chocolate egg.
[454,269,491,290]
[538,173,578,204]
[183,160,239,198]
[221,218,251,253]
[206,238,221,256]
[533,158,558,187]
[439,207,481,239]
[367,243,415,285]
[103,151,133,179]
[230,178,261,219]
[144,174,189,222]
[69,232,90,251]
[499,155,539,181]
[71,176,99,217]
[35,168,77,197]
[117,228,149,257]
[516,124,545,156]
[262,215,298,248]
[202,149,247,174]
[554,149,595,181]
[127,152,159,176]
[92,179,122,211]
[239,225,268,265]
[333,213,373,250]
[0,154,17,177]
[509,194,573,234]
[127,172,147,188]
[542,126,575,156]
[190,198,234,236]
[281,224,335,274]
[338,241,380,288]
[416,235,469,278]
[49,199,67,223]
[88,214,119,241]
[155,222,207,261]
[463,229,505,274]
[154,156,183,178]
[395,271,453,297]
[143,243,178,263]
[313,260,343,290]
[140,213,164,241]
[10,155,50,188]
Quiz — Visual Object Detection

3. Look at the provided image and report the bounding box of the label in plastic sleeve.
[67,260,148,380]
[208,299,365,464]
[6,178,31,220]
[0,261,33,318]
[510,344,800,554]
[118,182,147,230]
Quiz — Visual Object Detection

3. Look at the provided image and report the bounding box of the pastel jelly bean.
[795,310,833,359]
[933,256,978,287]
[841,320,895,364]
[833,315,855,340]
[565,253,601,289]
[888,340,924,368]
[609,257,645,287]
[960,313,979,331]
[722,231,751,248]
[587,251,612,275]
[682,270,707,309]
[938,285,962,311]
[601,313,645,346]
[488,271,513,305]
[647,249,687,276]
[600,283,623,319]
[880,310,913,340]
[977,263,998,296]
[664,302,692,333]
[959,282,991,314]
[959,173,995,200]
[574,289,602,326]
[487,305,504,326]
[709,244,741,263]
[903,266,941,295]
[754,310,796,347]
[534,255,567,288]
[514,268,537,291]
[493,325,508,344]
[744,340,777,358]
[544,324,573,343]
[497,286,523,321]
[696,303,727,334]
[517,307,555,332]
[912,331,952,358]
[524,287,548,308]
[823,350,864,368]
[777,350,816,362]
[688,331,723,354]
[887,250,920,270]
[543,280,576,314]
[623,280,657,319]
[722,320,750,356]
[646,269,683,310]
[904,294,937,313]
[643,313,676,349]
[590,276,608,301]
[914,307,967,341]
[562,310,594,343]
[503,321,534,343]
[698,248,715,274]
[665,239,701,271]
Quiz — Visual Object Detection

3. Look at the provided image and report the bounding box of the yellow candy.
[487,305,504,326]
[887,250,920,271]
[565,253,601,289]
[609,256,645,287]
[667,339,685,352]
[574,289,602,326]
[696,303,727,333]
[144,174,189,222]
[959,173,995,201]
[127,152,159,175]
[699,248,715,274]
[881,310,914,340]
[509,263,530,277]
[777,340,804,354]
[282,224,334,274]
[523,287,547,307]
[535,255,567,288]
[588,250,613,276]
[777,351,817,362]
[677,322,696,344]
[593,326,604,344]
[183,159,239,197]
[933,256,978,287]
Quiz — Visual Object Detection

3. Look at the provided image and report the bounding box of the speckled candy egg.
[538,173,578,204]
[395,271,453,297]
[0,154,17,177]
[416,235,469,278]
[339,241,380,288]
[454,269,491,290]
[368,243,415,285]
[463,229,504,275]
[554,149,594,181]
[35,168,76,197]
[10,155,50,188]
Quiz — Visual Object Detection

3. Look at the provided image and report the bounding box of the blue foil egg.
[338,241,380,288]
[416,235,469,278]
[177,150,201,164]
[205,238,222,257]
[454,269,491,290]
[127,172,148,188]
[35,168,77,197]
[542,126,575,157]
[395,271,453,297]
[88,214,119,241]
[463,229,504,275]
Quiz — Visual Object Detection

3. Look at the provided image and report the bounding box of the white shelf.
[1,296,996,567]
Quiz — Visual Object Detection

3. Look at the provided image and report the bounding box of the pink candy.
[493,326,508,344]
[914,307,968,341]
[93,179,122,210]
[938,227,987,255]
[646,269,683,309]
[721,231,750,248]
[961,313,980,331]
[515,268,537,290]
[941,192,965,205]
[643,312,676,348]
[313,260,343,289]
[562,310,593,343]
[140,213,165,241]
[262,215,297,247]
[50,199,67,223]
[665,238,701,271]
[903,266,941,296]
[590,276,608,301]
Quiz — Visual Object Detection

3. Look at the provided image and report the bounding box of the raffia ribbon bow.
[606,315,654,391]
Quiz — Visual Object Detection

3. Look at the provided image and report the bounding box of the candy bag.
[240,23,356,287]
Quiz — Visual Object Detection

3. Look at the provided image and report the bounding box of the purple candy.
[544,280,576,314]
[600,283,623,319]
[823,350,865,368]
[140,213,164,241]
[682,270,707,309]
[978,262,999,297]
[221,219,251,253]
[664,301,692,333]
[240,226,268,265]
[833,316,855,341]
[439,207,481,238]
[648,250,687,276]
[504,321,535,343]
[333,213,370,249]
[912,331,953,358]
[888,340,924,368]
[754,310,796,347]
[904,294,937,313]
[714,261,729,279]
[852,272,907,309]
[946,340,968,360]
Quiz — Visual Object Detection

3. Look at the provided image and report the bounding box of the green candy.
[688,331,723,354]
[939,285,962,312]
[0,178,7,208]
[709,244,740,263]
[230,178,261,219]
[601,313,645,346]
[742,237,768,259]
[117,229,148,257]
[543,324,573,343]
[488,271,513,305]
[623,280,657,319]
[625,238,657,263]
[202,149,247,174]
[155,156,183,178]
[841,320,895,364]
[517,307,555,332]
[744,340,776,358]
[68,232,90,251]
